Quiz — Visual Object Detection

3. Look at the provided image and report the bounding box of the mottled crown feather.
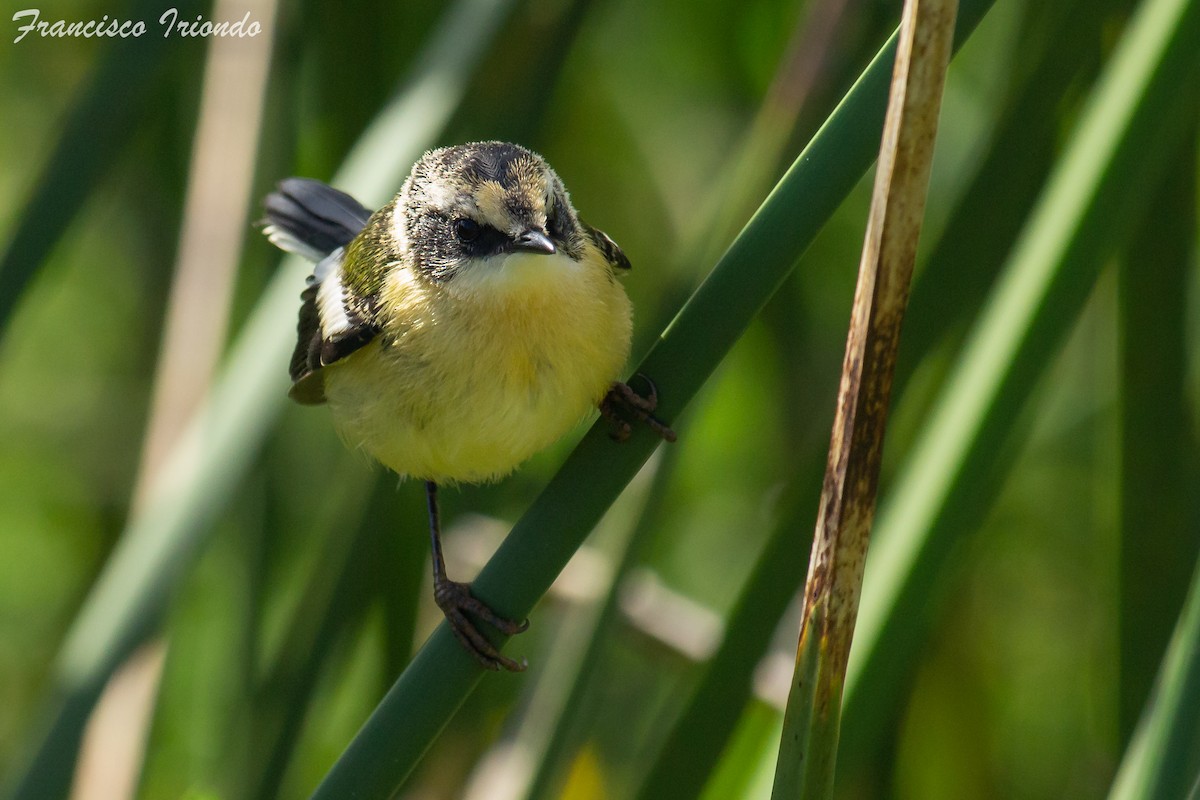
[405,142,567,226]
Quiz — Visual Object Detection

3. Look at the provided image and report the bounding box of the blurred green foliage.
[1,0,1198,797]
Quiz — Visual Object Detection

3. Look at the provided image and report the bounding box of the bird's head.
[395,141,588,286]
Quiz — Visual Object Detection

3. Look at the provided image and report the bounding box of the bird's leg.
[600,374,678,443]
[426,481,528,672]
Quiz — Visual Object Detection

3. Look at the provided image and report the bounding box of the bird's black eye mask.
[451,217,514,259]
[406,210,555,283]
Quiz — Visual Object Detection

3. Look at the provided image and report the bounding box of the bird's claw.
[601,374,677,443]
[434,578,528,672]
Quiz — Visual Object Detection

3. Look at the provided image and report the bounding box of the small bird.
[263,141,674,670]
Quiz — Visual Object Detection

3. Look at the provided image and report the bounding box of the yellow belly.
[322,250,632,483]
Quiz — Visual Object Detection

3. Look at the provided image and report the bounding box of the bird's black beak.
[511,229,556,255]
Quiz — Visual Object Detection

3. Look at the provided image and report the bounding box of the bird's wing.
[263,179,379,405]
[582,222,631,272]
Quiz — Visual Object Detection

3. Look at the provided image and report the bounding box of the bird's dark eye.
[454,218,481,242]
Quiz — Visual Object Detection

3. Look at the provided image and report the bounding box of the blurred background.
[1,0,1197,798]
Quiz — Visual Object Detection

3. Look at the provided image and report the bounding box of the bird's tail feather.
[262,178,371,262]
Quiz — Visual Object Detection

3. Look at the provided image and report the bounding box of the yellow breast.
[321,248,632,483]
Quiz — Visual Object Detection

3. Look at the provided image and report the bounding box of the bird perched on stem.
[263,141,674,671]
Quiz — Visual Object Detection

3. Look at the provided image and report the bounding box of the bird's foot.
[601,375,678,443]
[434,577,528,672]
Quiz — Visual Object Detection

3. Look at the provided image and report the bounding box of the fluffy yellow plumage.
[324,244,632,483]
